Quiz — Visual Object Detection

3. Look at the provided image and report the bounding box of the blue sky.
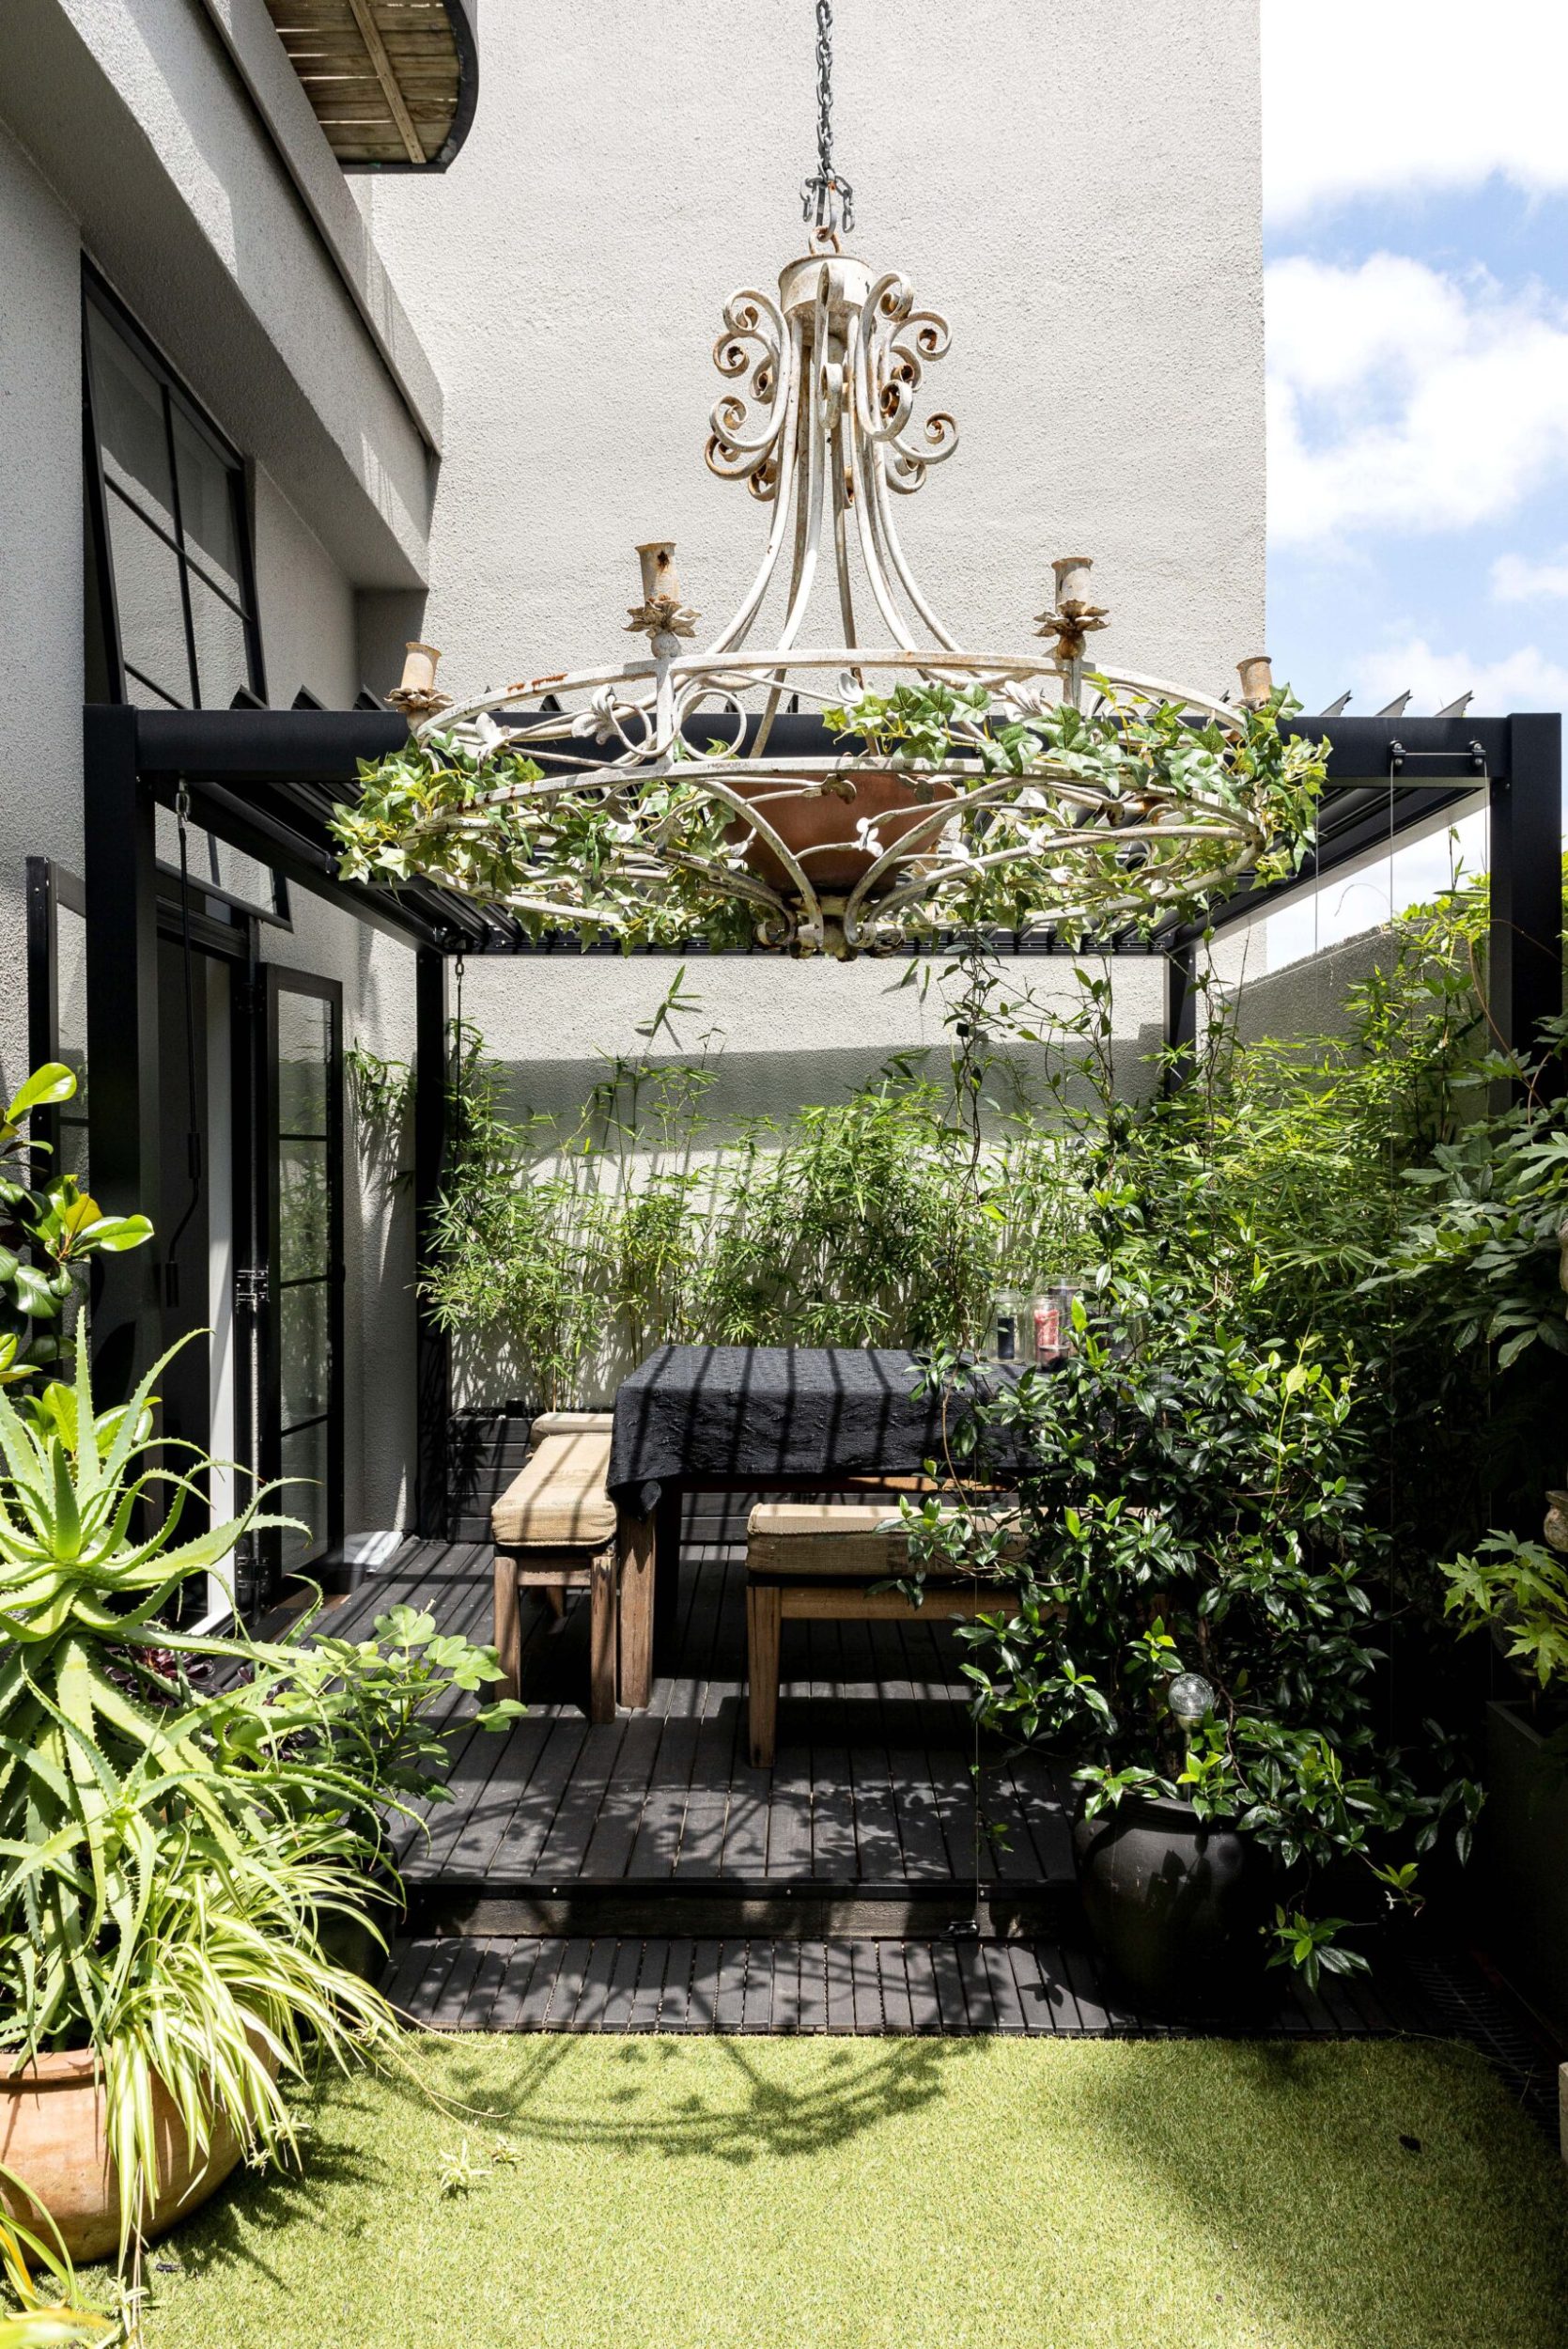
[1263,1,1568,723]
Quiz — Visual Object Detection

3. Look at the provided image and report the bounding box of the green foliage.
[0,1067,151,1387]
[424,1020,1089,1407]
[1439,1532,1568,1689]
[0,2162,120,2346]
[331,689,1327,952]
[939,1274,1480,1965]
[0,1326,517,2260]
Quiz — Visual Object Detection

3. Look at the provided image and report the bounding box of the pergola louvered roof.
[264,0,477,170]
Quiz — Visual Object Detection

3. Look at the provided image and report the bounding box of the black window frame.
[82,265,267,711]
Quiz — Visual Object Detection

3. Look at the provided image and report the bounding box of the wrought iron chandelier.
[348,3,1313,959]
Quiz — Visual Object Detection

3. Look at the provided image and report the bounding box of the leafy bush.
[932,1271,1481,1983]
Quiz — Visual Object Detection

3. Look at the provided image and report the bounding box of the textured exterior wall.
[356,0,1265,696]
[0,126,85,1098]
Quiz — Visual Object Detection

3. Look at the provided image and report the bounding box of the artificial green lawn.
[136,2035,1568,2349]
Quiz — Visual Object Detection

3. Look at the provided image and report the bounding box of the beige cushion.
[746,1501,1021,1579]
[492,1428,615,1548]
[528,1410,613,1445]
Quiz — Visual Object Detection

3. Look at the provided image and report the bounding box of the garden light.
[1167,1672,1217,1731]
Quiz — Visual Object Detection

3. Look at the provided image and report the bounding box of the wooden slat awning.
[265,0,477,169]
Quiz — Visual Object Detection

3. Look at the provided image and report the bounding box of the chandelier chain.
[801,0,853,236]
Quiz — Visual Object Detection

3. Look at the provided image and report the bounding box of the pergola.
[80,700,1564,1538]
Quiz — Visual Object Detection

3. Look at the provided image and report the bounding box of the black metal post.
[1163,941,1199,1092]
[1491,714,1563,1096]
[84,704,161,1397]
[413,945,451,1537]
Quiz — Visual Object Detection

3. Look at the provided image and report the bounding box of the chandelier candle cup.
[1236,653,1275,709]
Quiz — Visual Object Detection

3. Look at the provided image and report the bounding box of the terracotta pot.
[0,2046,263,2263]
[726,770,953,897]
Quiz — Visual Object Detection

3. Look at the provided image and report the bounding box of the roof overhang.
[264,0,477,170]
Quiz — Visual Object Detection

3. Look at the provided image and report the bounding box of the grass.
[127,2034,1568,2349]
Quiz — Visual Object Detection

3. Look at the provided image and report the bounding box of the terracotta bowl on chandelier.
[725,770,955,896]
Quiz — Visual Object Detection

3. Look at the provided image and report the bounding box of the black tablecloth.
[607,1345,1007,1517]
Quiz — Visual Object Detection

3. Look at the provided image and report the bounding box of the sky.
[1263,0,1568,721]
[1258,0,1568,959]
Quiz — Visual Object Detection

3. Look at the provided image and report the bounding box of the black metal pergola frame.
[81,703,1563,1540]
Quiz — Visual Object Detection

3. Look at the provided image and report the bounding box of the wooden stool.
[492,1411,617,1722]
[743,1501,1020,1767]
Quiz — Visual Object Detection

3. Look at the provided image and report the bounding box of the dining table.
[607,1344,1017,1704]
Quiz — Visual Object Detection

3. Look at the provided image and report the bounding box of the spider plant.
[0,2170,118,2346]
[0,1325,399,2253]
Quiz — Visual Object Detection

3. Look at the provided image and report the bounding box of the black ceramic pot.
[1072,1793,1271,2015]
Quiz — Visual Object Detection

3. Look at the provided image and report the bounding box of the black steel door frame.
[251,965,346,1599]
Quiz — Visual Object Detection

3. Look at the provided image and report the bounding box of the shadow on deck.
[318,1501,1072,1923]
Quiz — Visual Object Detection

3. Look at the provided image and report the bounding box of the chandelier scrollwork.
[340,234,1325,960]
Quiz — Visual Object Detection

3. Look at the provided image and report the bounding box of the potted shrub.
[0,1066,523,2267]
[928,1272,1481,2012]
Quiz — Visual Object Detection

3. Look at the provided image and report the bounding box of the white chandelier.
[349,15,1309,960]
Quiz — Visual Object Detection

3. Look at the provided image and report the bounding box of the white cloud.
[1266,255,1568,544]
[1492,550,1568,601]
[1264,0,1568,224]
[1346,633,1568,715]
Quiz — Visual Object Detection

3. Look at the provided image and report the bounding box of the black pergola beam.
[84,705,162,1396]
[132,708,408,782]
[1492,713,1564,1088]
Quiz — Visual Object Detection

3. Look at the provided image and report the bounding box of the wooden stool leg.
[588,1549,617,1724]
[493,1549,521,1703]
[617,1509,656,1709]
[540,1582,566,1620]
[746,1581,782,1768]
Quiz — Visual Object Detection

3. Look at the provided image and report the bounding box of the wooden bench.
[744,1501,1021,1767]
[492,1411,617,1722]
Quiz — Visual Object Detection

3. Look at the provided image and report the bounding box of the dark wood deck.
[318,1507,1072,1907]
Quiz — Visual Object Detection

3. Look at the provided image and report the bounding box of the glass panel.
[55,904,88,1117]
[276,992,330,1134]
[188,570,252,708]
[280,1280,330,1429]
[88,311,176,534]
[279,1419,328,1571]
[172,409,243,600]
[279,1140,330,1280]
[105,493,189,705]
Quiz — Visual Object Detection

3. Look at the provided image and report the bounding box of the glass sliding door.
[262,970,344,1587]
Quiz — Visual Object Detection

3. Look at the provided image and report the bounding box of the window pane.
[281,1280,330,1429]
[88,312,176,535]
[279,1139,330,1279]
[172,409,243,601]
[276,992,330,1133]
[105,493,190,704]
[279,1419,328,1572]
[188,570,252,708]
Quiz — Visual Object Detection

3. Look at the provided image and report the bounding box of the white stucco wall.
[0,125,84,1097]
[356,0,1265,696]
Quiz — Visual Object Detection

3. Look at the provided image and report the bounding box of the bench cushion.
[492,1428,616,1548]
[528,1409,613,1445]
[746,1501,1020,1579]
